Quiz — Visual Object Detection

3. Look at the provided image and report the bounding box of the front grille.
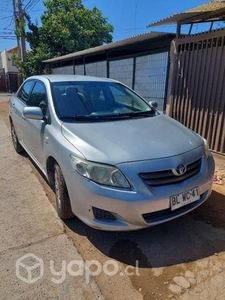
[92,207,116,222]
[139,158,201,186]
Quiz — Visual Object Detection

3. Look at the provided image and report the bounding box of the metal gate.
[168,29,225,153]
[0,72,6,91]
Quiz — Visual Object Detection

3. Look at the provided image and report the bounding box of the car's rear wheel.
[10,122,24,154]
[54,163,74,219]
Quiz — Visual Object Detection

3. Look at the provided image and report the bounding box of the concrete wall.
[0,53,3,69]
[1,51,18,73]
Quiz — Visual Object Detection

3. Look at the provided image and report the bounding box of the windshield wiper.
[68,114,132,120]
[75,114,134,121]
[59,111,155,122]
[59,115,98,121]
[120,110,155,118]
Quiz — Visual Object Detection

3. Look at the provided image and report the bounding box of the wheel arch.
[46,156,57,186]
[48,156,74,219]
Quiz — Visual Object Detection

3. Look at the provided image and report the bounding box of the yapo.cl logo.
[16,253,44,284]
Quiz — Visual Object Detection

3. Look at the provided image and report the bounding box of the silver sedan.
[9,75,215,231]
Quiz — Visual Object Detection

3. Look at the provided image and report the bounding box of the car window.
[18,80,34,103]
[28,81,48,114]
[109,85,146,111]
[51,81,154,121]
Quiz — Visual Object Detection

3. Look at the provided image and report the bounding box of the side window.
[110,85,143,110]
[29,81,48,114]
[18,80,34,103]
[110,86,125,105]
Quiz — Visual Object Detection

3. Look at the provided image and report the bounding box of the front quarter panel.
[9,94,27,145]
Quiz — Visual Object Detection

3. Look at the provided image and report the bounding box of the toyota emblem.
[172,164,187,176]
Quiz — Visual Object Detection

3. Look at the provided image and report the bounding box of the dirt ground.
[1,99,225,300]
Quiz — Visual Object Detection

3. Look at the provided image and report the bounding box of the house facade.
[0,47,19,92]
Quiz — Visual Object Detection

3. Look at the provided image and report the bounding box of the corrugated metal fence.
[168,29,225,153]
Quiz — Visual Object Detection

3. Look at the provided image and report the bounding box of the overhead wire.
[0,0,16,43]
[0,0,43,48]
[24,0,41,13]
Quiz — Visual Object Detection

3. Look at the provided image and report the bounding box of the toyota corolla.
[9,75,215,231]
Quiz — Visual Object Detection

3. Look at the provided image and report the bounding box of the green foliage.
[12,0,114,78]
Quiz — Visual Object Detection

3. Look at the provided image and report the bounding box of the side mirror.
[23,107,44,120]
[149,101,158,109]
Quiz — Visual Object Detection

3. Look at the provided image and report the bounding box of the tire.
[54,163,74,219]
[10,122,24,154]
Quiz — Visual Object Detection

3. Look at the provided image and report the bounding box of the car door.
[22,80,49,168]
[11,80,35,145]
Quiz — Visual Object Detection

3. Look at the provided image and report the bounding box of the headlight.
[202,138,210,159]
[69,155,130,188]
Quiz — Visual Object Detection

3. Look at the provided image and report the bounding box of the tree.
[13,0,114,78]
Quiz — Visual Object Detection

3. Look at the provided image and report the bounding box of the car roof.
[27,74,118,83]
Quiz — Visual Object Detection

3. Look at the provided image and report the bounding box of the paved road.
[0,95,103,299]
[0,93,11,102]
[1,94,225,300]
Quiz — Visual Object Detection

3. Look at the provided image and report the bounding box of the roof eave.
[147,3,225,27]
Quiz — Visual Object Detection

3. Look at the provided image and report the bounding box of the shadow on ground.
[3,100,224,270]
[65,190,225,268]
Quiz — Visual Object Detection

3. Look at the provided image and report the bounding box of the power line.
[24,0,34,10]
[0,36,16,40]
[0,0,44,49]
[24,0,41,13]
[0,15,14,21]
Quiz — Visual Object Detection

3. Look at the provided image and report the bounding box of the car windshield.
[51,81,156,121]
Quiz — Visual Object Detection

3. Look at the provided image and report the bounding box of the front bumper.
[65,152,215,231]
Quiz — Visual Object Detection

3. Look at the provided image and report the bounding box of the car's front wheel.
[10,122,24,154]
[54,163,74,219]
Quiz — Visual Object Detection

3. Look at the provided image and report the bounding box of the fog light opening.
[92,207,117,222]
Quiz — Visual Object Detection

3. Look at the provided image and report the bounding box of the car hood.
[61,114,203,165]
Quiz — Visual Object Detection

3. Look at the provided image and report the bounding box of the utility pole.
[13,0,20,58]
[13,0,26,62]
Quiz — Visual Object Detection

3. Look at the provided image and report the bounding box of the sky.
[0,0,223,52]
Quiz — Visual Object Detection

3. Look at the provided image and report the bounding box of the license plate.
[170,187,200,211]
